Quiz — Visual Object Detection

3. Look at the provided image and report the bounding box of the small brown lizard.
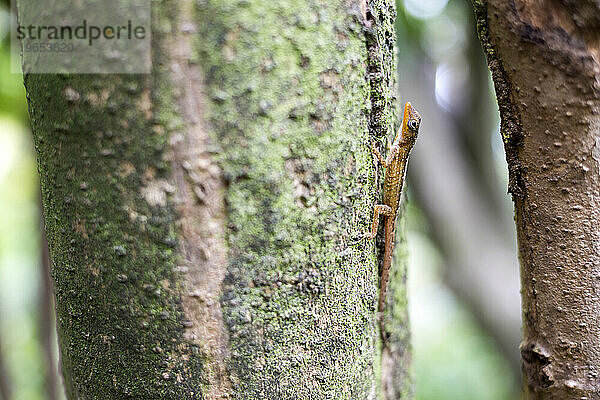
[368,102,421,333]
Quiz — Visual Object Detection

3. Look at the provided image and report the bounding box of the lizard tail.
[378,218,396,340]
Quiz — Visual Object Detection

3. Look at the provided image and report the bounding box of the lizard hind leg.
[368,204,393,239]
[371,143,387,167]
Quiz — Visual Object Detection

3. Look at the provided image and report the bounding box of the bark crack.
[165,1,232,397]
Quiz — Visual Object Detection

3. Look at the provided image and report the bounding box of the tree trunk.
[473,1,600,398]
[20,0,412,398]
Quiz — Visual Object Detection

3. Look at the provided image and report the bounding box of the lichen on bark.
[25,72,208,398]
[194,0,381,397]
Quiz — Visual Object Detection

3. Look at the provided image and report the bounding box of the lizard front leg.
[368,204,394,239]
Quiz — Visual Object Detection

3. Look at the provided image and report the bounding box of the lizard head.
[402,102,421,144]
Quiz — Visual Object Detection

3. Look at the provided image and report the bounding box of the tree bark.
[20,0,412,398]
[473,1,600,398]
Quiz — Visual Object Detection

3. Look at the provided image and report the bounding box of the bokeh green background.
[0,0,520,399]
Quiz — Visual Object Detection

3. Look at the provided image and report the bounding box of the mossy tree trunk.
[21,0,413,398]
[473,1,600,398]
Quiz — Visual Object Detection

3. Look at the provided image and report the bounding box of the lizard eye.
[408,119,419,131]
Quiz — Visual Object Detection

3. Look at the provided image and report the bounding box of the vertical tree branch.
[473,0,600,398]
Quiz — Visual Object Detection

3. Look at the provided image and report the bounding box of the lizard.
[368,102,421,337]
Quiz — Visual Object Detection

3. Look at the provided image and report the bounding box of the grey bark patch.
[141,179,175,207]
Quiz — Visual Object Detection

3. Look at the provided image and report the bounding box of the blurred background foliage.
[0,0,520,399]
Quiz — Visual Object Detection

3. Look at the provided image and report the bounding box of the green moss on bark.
[194,0,379,397]
[365,0,401,142]
[24,71,207,398]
